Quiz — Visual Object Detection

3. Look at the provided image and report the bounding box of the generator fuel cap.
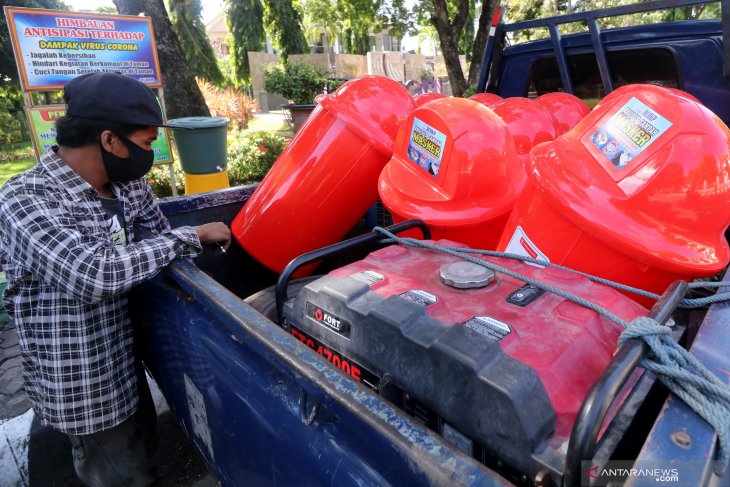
[439,261,495,289]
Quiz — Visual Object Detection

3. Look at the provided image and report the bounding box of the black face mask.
[100,135,154,183]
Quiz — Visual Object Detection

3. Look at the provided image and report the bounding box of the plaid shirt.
[0,148,201,435]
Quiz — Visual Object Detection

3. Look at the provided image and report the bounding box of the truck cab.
[480,0,729,124]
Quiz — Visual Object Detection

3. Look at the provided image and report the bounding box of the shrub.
[263,63,328,105]
[0,112,23,147]
[148,163,186,199]
[197,78,256,130]
[1,82,36,148]
[325,77,348,94]
[227,130,289,184]
[0,88,24,147]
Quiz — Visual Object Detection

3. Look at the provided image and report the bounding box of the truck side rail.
[565,281,688,486]
[478,0,728,95]
[138,255,508,486]
[625,275,730,486]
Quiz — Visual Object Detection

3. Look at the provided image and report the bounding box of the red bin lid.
[594,84,703,112]
[666,87,702,104]
[491,97,560,156]
[379,98,522,225]
[469,92,503,107]
[535,92,590,134]
[528,84,730,274]
[414,92,447,107]
[316,76,416,157]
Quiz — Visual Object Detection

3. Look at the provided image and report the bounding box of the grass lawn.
[0,143,36,186]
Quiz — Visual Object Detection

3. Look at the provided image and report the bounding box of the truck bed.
[132,186,507,486]
[130,185,729,486]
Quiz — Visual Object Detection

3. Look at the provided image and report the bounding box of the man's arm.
[131,180,231,250]
[0,192,202,304]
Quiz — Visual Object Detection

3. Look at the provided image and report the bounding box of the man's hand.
[194,222,232,250]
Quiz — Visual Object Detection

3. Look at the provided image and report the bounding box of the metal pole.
[722,0,730,82]
[588,19,614,95]
[156,87,178,196]
[548,24,574,94]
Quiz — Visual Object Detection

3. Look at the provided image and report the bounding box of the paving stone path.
[0,293,31,422]
[0,276,212,486]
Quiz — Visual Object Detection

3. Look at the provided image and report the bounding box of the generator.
[277,237,648,480]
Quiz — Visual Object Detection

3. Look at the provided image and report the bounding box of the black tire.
[244,276,321,321]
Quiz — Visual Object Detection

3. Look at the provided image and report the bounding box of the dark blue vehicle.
[479,0,730,124]
[134,2,730,486]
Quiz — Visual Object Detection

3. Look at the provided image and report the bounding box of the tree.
[225,0,265,87]
[339,0,378,55]
[94,6,117,13]
[428,0,499,97]
[169,0,225,85]
[662,2,721,20]
[458,0,475,63]
[466,0,499,89]
[113,0,210,118]
[377,0,413,41]
[264,0,309,63]
[501,0,551,42]
[298,0,411,56]
[430,0,469,96]
[297,0,341,55]
[343,27,371,55]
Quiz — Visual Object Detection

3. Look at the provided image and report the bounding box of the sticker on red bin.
[504,226,549,267]
[588,97,672,170]
[407,118,447,177]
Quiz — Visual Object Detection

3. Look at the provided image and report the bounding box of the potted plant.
[264,62,328,132]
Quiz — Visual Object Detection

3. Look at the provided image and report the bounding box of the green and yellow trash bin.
[166,117,230,194]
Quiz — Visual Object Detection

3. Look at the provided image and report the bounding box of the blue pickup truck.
[133,1,730,486]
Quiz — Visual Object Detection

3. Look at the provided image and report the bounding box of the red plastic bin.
[490,97,561,161]
[535,92,590,134]
[469,92,503,107]
[498,85,730,305]
[379,97,522,250]
[413,92,447,107]
[232,76,415,273]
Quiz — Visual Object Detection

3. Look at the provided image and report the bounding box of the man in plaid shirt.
[0,73,231,486]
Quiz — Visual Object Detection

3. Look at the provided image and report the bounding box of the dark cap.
[63,72,164,126]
